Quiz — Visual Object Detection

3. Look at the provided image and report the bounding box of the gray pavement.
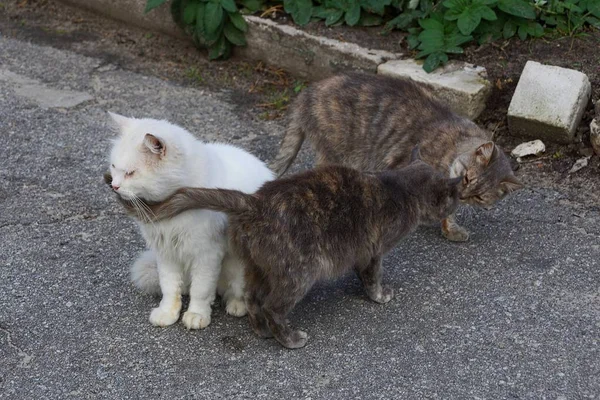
[1,36,599,399]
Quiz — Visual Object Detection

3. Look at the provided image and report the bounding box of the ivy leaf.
[240,0,262,12]
[224,20,247,45]
[358,13,383,25]
[196,2,206,36]
[221,0,238,13]
[205,1,224,43]
[145,0,169,13]
[326,9,345,25]
[229,12,249,32]
[503,19,517,37]
[284,0,313,26]
[184,1,199,25]
[208,35,231,60]
[423,51,448,72]
[497,0,536,19]
[345,1,362,25]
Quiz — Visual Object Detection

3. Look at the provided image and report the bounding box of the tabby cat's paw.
[149,307,179,327]
[225,298,247,317]
[442,225,470,242]
[182,311,211,330]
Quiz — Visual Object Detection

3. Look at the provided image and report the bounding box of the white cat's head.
[108,112,195,202]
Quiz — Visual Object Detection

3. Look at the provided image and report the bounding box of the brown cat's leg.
[244,264,272,339]
[441,213,470,242]
[261,280,311,349]
[355,257,394,304]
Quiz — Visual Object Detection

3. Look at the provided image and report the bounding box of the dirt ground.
[1,0,599,206]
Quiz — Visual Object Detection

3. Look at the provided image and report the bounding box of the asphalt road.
[1,35,599,399]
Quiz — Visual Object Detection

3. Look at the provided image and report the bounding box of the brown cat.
[270,73,523,242]
[108,148,462,349]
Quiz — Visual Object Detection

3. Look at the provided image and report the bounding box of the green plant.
[145,0,600,71]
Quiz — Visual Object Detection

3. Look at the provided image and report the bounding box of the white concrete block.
[377,59,491,120]
[507,61,591,144]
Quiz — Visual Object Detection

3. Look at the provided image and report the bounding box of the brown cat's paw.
[371,286,394,304]
[442,225,470,242]
[281,329,308,349]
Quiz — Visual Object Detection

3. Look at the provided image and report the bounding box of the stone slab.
[507,61,591,144]
[377,59,491,120]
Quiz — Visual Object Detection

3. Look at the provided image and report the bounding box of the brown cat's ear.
[501,175,524,193]
[410,145,422,163]
[144,134,166,157]
[475,142,496,166]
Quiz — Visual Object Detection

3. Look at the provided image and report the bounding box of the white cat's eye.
[111,164,115,168]
[125,171,135,177]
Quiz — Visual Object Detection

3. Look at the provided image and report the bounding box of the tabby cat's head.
[451,142,523,209]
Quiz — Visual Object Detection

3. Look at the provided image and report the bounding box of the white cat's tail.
[130,250,161,296]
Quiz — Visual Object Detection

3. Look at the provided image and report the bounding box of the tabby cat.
[270,73,523,242]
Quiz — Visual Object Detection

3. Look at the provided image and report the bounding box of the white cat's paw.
[182,311,211,330]
[226,298,247,317]
[149,307,179,327]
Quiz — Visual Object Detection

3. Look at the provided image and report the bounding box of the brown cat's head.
[452,142,523,209]
[400,147,462,223]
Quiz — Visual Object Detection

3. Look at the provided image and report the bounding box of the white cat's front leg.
[149,257,183,327]
[182,253,222,330]
[218,253,247,317]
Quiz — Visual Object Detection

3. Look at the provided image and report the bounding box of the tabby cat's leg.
[149,256,183,327]
[441,213,470,242]
[244,263,272,339]
[261,275,313,349]
[355,257,394,304]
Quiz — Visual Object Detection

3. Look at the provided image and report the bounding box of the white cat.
[107,112,273,329]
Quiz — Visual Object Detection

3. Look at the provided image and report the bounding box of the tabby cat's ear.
[447,176,463,188]
[501,174,524,193]
[475,142,496,166]
[410,145,422,163]
[107,112,131,132]
[144,133,166,157]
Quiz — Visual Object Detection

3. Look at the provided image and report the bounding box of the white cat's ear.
[144,134,166,156]
[475,141,496,166]
[107,112,131,131]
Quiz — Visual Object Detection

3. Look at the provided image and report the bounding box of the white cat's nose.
[112,184,120,191]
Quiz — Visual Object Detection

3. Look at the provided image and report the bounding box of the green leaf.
[224,20,247,45]
[312,5,328,18]
[503,19,517,37]
[325,9,344,25]
[458,12,482,34]
[588,1,600,18]
[221,0,238,13]
[478,5,497,20]
[208,35,231,60]
[498,0,536,19]
[423,51,448,72]
[184,1,199,25]
[205,1,224,43]
[229,12,248,32]
[145,0,168,13]
[345,1,362,25]
[360,0,392,15]
[240,0,262,12]
[284,0,313,26]
[407,33,420,48]
[586,16,600,28]
[358,13,383,26]
[517,23,527,39]
[419,17,444,30]
[196,2,206,36]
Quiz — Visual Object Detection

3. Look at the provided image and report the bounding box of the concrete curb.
[57,0,491,119]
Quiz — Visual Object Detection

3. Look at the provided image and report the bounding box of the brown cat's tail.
[270,114,305,177]
[146,188,258,221]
